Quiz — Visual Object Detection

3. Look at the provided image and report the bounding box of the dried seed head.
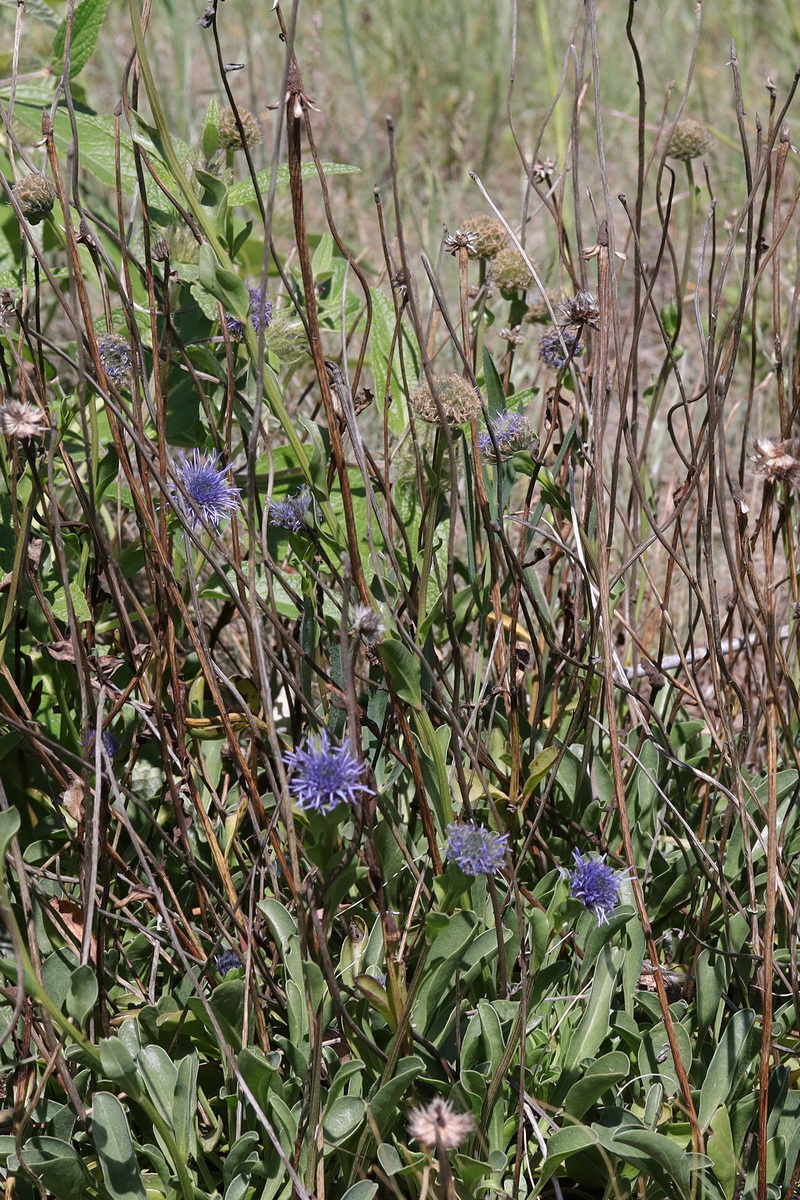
[752,438,800,487]
[666,119,714,161]
[457,215,509,260]
[409,372,481,426]
[407,1097,474,1151]
[443,228,478,256]
[0,399,46,439]
[12,173,57,225]
[557,290,600,330]
[350,604,385,646]
[532,156,556,183]
[499,325,525,346]
[218,106,263,151]
[524,293,557,324]
[491,246,537,293]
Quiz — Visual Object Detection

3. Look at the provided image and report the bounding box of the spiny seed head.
[350,604,385,645]
[284,731,371,814]
[532,156,556,183]
[408,1098,474,1151]
[443,228,479,256]
[218,106,262,151]
[97,334,133,385]
[270,485,315,533]
[12,173,56,225]
[566,849,627,924]
[557,291,600,330]
[457,215,509,259]
[539,325,583,369]
[225,285,273,340]
[491,245,537,293]
[409,372,481,426]
[666,119,714,161]
[752,438,800,487]
[446,820,509,875]
[173,449,240,527]
[0,399,46,439]
[214,950,242,976]
[478,410,536,460]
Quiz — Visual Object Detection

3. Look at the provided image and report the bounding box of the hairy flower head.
[173,449,240,527]
[226,285,273,340]
[214,950,242,977]
[408,1097,474,1151]
[566,849,627,924]
[539,326,583,369]
[478,410,536,460]
[446,820,508,876]
[409,372,481,426]
[557,291,600,330]
[12,173,57,225]
[284,731,371,814]
[491,245,537,292]
[270,485,315,533]
[0,399,46,439]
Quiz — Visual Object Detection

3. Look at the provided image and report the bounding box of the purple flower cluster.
[226,285,273,340]
[214,950,242,977]
[173,450,240,528]
[270,486,315,533]
[478,410,536,459]
[566,849,627,924]
[446,821,509,876]
[284,731,371,814]
[539,326,583,369]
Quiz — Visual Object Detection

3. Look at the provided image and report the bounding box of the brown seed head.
[218,106,262,151]
[458,216,509,260]
[12,173,57,225]
[407,1097,474,1151]
[557,290,600,330]
[491,246,536,293]
[443,228,478,256]
[752,438,800,487]
[666,119,714,161]
[409,373,481,426]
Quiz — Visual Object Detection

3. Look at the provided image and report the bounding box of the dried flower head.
[409,373,481,426]
[408,1097,474,1151]
[443,228,478,256]
[446,821,509,875]
[752,438,800,487]
[12,173,57,225]
[173,449,240,527]
[666,119,714,161]
[566,849,628,925]
[218,106,262,151]
[491,246,537,293]
[532,157,556,183]
[284,731,372,814]
[270,485,315,533]
[97,334,133,386]
[225,285,273,340]
[478,410,536,460]
[0,399,46,439]
[524,293,556,324]
[350,604,385,645]
[557,291,600,330]
[457,216,509,260]
[214,950,242,977]
[499,326,525,346]
[539,326,583,369]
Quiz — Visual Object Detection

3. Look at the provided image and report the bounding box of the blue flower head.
[173,449,240,528]
[226,285,273,340]
[446,821,509,876]
[566,849,627,924]
[284,731,371,814]
[97,334,133,385]
[214,950,242,977]
[478,410,536,459]
[539,325,583,369]
[270,485,315,534]
[86,727,121,758]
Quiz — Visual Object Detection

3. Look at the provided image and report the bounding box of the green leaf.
[698,1010,756,1131]
[539,1126,600,1187]
[523,746,561,795]
[65,964,97,1028]
[92,1092,148,1200]
[707,1105,737,1200]
[136,1044,178,1125]
[612,1126,692,1198]
[695,950,728,1034]
[380,638,422,708]
[323,1096,366,1145]
[53,0,110,77]
[482,346,505,413]
[368,1056,425,1139]
[172,1052,198,1162]
[0,807,20,866]
[202,97,220,159]
[198,243,249,322]
[17,1136,96,1200]
[99,1037,141,1097]
[562,944,622,1075]
[51,581,91,623]
[227,161,359,207]
[340,1184,378,1200]
[563,1051,629,1120]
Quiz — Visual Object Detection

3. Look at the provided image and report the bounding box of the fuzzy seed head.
[350,604,385,645]
[173,449,240,527]
[12,173,56,225]
[218,106,262,151]
[532,157,556,183]
[491,245,537,293]
[284,731,371,814]
[0,399,46,439]
[752,438,800,487]
[666,119,714,161]
[446,820,509,875]
[408,1098,474,1151]
[458,216,509,259]
[409,372,481,426]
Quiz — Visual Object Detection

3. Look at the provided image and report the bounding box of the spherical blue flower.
[173,449,240,528]
[214,950,242,977]
[97,334,133,385]
[225,285,273,340]
[566,849,627,924]
[446,821,509,876]
[270,486,315,533]
[284,731,371,814]
[478,410,536,459]
[539,325,583,369]
[86,727,121,758]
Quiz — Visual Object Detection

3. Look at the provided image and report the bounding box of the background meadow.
[1,2,800,1199]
